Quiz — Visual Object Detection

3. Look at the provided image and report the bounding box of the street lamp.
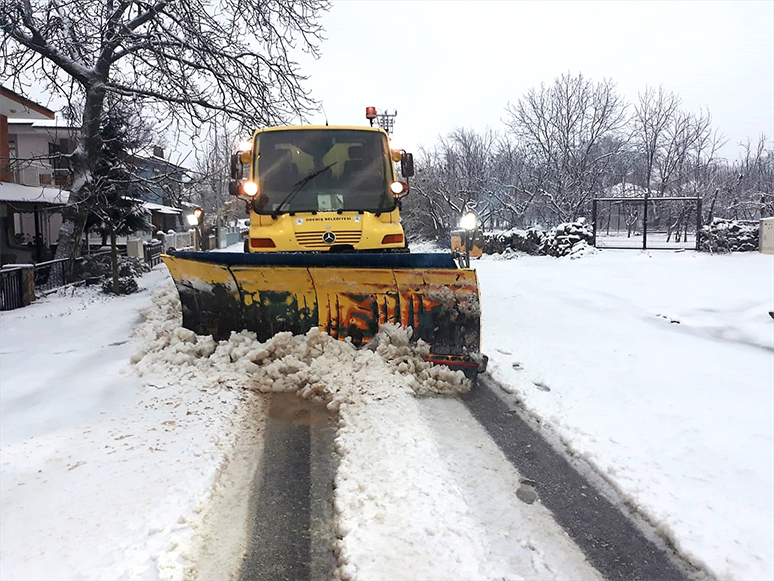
[188,208,205,250]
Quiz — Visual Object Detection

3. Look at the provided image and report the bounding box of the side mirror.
[400,152,414,178]
[230,154,242,180]
[229,180,239,196]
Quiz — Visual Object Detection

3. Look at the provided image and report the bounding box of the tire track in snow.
[463,377,701,581]
[418,397,603,580]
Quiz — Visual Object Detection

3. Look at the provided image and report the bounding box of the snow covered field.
[1,246,772,581]
[477,250,774,581]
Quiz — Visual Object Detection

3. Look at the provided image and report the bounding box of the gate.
[592,196,702,250]
[34,258,72,293]
[144,240,163,267]
[0,268,24,311]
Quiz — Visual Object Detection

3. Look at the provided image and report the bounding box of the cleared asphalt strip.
[463,377,702,581]
[240,394,337,581]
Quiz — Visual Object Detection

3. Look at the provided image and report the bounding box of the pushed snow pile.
[483,219,595,258]
[699,218,759,253]
[131,282,470,404]
[131,283,484,580]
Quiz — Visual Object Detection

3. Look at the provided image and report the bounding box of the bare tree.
[505,72,628,222]
[187,118,245,241]
[632,86,680,197]
[715,135,774,220]
[405,128,497,240]
[2,0,329,260]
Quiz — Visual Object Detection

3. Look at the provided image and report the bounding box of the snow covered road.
[1,247,771,581]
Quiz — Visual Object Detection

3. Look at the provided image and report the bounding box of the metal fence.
[1,243,165,311]
[33,258,72,293]
[0,268,24,311]
[144,240,163,267]
[592,196,702,250]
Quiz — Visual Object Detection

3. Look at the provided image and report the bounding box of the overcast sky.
[297,0,774,161]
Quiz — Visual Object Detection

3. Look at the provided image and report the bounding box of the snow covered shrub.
[119,256,151,277]
[482,227,545,255]
[78,254,150,280]
[102,275,139,295]
[540,219,594,257]
[481,219,593,257]
[699,218,759,253]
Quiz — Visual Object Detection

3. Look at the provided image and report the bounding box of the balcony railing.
[9,162,72,189]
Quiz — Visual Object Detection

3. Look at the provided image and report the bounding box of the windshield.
[253,129,393,215]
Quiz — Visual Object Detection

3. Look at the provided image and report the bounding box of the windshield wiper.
[374,187,389,217]
[271,162,338,219]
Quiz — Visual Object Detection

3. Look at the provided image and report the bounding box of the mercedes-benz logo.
[322,231,336,244]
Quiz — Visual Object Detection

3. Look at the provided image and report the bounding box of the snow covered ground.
[0,267,267,580]
[477,249,774,581]
[1,245,772,581]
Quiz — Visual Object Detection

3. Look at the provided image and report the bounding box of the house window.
[48,142,61,168]
[48,140,71,170]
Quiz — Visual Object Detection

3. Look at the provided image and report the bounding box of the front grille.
[296,229,362,248]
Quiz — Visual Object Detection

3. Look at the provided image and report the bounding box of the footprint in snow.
[496,348,512,355]
[534,381,551,392]
[516,479,539,504]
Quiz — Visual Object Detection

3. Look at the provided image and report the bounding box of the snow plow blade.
[161,251,486,378]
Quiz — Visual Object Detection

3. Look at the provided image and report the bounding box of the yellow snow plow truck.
[162,120,487,379]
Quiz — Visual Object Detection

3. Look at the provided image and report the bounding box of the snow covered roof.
[142,201,182,215]
[603,182,648,198]
[7,118,76,130]
[0,87,55,120]
[0,186,182,214]
[0,182,69,205]
[125,197,182,215]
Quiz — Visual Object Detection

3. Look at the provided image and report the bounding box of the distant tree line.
[402,73,773,241]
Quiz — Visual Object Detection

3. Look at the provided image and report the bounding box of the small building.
[1,87,63,265]
[761,217,774,255]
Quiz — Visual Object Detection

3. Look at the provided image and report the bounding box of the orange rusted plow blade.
[162,252,485,379]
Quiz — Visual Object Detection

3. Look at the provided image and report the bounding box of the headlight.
[390,181,407,195]
[460,212,477,231]
[243,182,258,196]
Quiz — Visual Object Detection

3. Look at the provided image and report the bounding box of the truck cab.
[230,126,414,253]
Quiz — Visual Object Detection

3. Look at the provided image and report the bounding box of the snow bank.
[0,269,265,581]
[132,283,470,402]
